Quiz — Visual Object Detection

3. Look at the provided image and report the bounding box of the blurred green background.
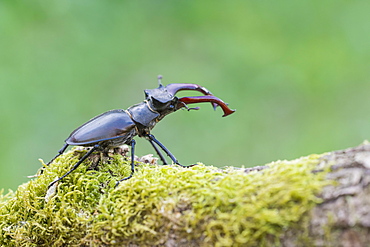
[1,0,370,190]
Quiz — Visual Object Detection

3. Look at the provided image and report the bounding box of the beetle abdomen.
[66,109,136,146]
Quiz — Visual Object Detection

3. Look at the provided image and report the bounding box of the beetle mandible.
[45,76,235,188]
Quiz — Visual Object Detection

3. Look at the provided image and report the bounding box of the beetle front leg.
[148,138,169,165]
[146,134,195,168]
[115,139,136,187]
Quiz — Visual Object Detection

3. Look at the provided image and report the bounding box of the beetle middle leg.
[146,134,195,168]
[115,139,136,187]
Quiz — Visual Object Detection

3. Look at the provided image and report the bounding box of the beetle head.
[144,84,179,114]
[144,78,235,117]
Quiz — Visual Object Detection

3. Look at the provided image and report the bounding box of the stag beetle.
[45,76,235,188]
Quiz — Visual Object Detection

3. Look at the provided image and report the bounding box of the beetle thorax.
[126,102,159,130]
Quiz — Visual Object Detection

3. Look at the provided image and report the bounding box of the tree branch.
[1,143,370,246]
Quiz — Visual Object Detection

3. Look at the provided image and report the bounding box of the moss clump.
[0,148,330,246]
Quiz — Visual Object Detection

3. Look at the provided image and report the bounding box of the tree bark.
[282,143,370,247]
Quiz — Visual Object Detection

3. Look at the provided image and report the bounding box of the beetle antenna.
[157,75,163,87]
[180,102,200,111]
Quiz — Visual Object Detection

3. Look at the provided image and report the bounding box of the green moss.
[0,148,330,246]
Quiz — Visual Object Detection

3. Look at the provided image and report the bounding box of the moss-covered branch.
[1,143,370,246]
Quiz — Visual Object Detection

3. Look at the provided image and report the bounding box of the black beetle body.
[45,78,235,188]
[67,109,136,146]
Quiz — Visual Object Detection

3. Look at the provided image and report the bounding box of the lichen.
[0,148,330,246]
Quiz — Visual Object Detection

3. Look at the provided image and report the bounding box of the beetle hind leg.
[48,144,99,189]
[39,143,70,175]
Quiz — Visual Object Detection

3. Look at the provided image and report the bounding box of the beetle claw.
[178,96,235,117]
[165,83,217,109]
